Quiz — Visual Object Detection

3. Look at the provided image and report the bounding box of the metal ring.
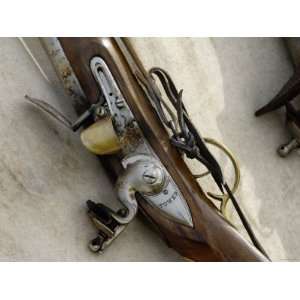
[194,137,240,219]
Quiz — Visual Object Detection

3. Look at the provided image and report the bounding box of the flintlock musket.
[26,37,269,261]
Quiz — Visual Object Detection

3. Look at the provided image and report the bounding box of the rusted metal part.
[255,38,300,157]
[119,123,144,154]
[40,37,88,114]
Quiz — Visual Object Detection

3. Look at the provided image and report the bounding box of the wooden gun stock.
[56,37,268,262]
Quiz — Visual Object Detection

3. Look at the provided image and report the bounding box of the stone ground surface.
[0,37,297,261]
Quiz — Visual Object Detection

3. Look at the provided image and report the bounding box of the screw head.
[95,106,106,118]
[115,97,124,109]
[142,165,164,185]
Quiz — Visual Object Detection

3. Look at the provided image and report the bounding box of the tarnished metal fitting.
[277,120,300,157]
[277,138,300,157]
[87,155,166,253]
[115,97,124,109]
[143,165,164,184]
